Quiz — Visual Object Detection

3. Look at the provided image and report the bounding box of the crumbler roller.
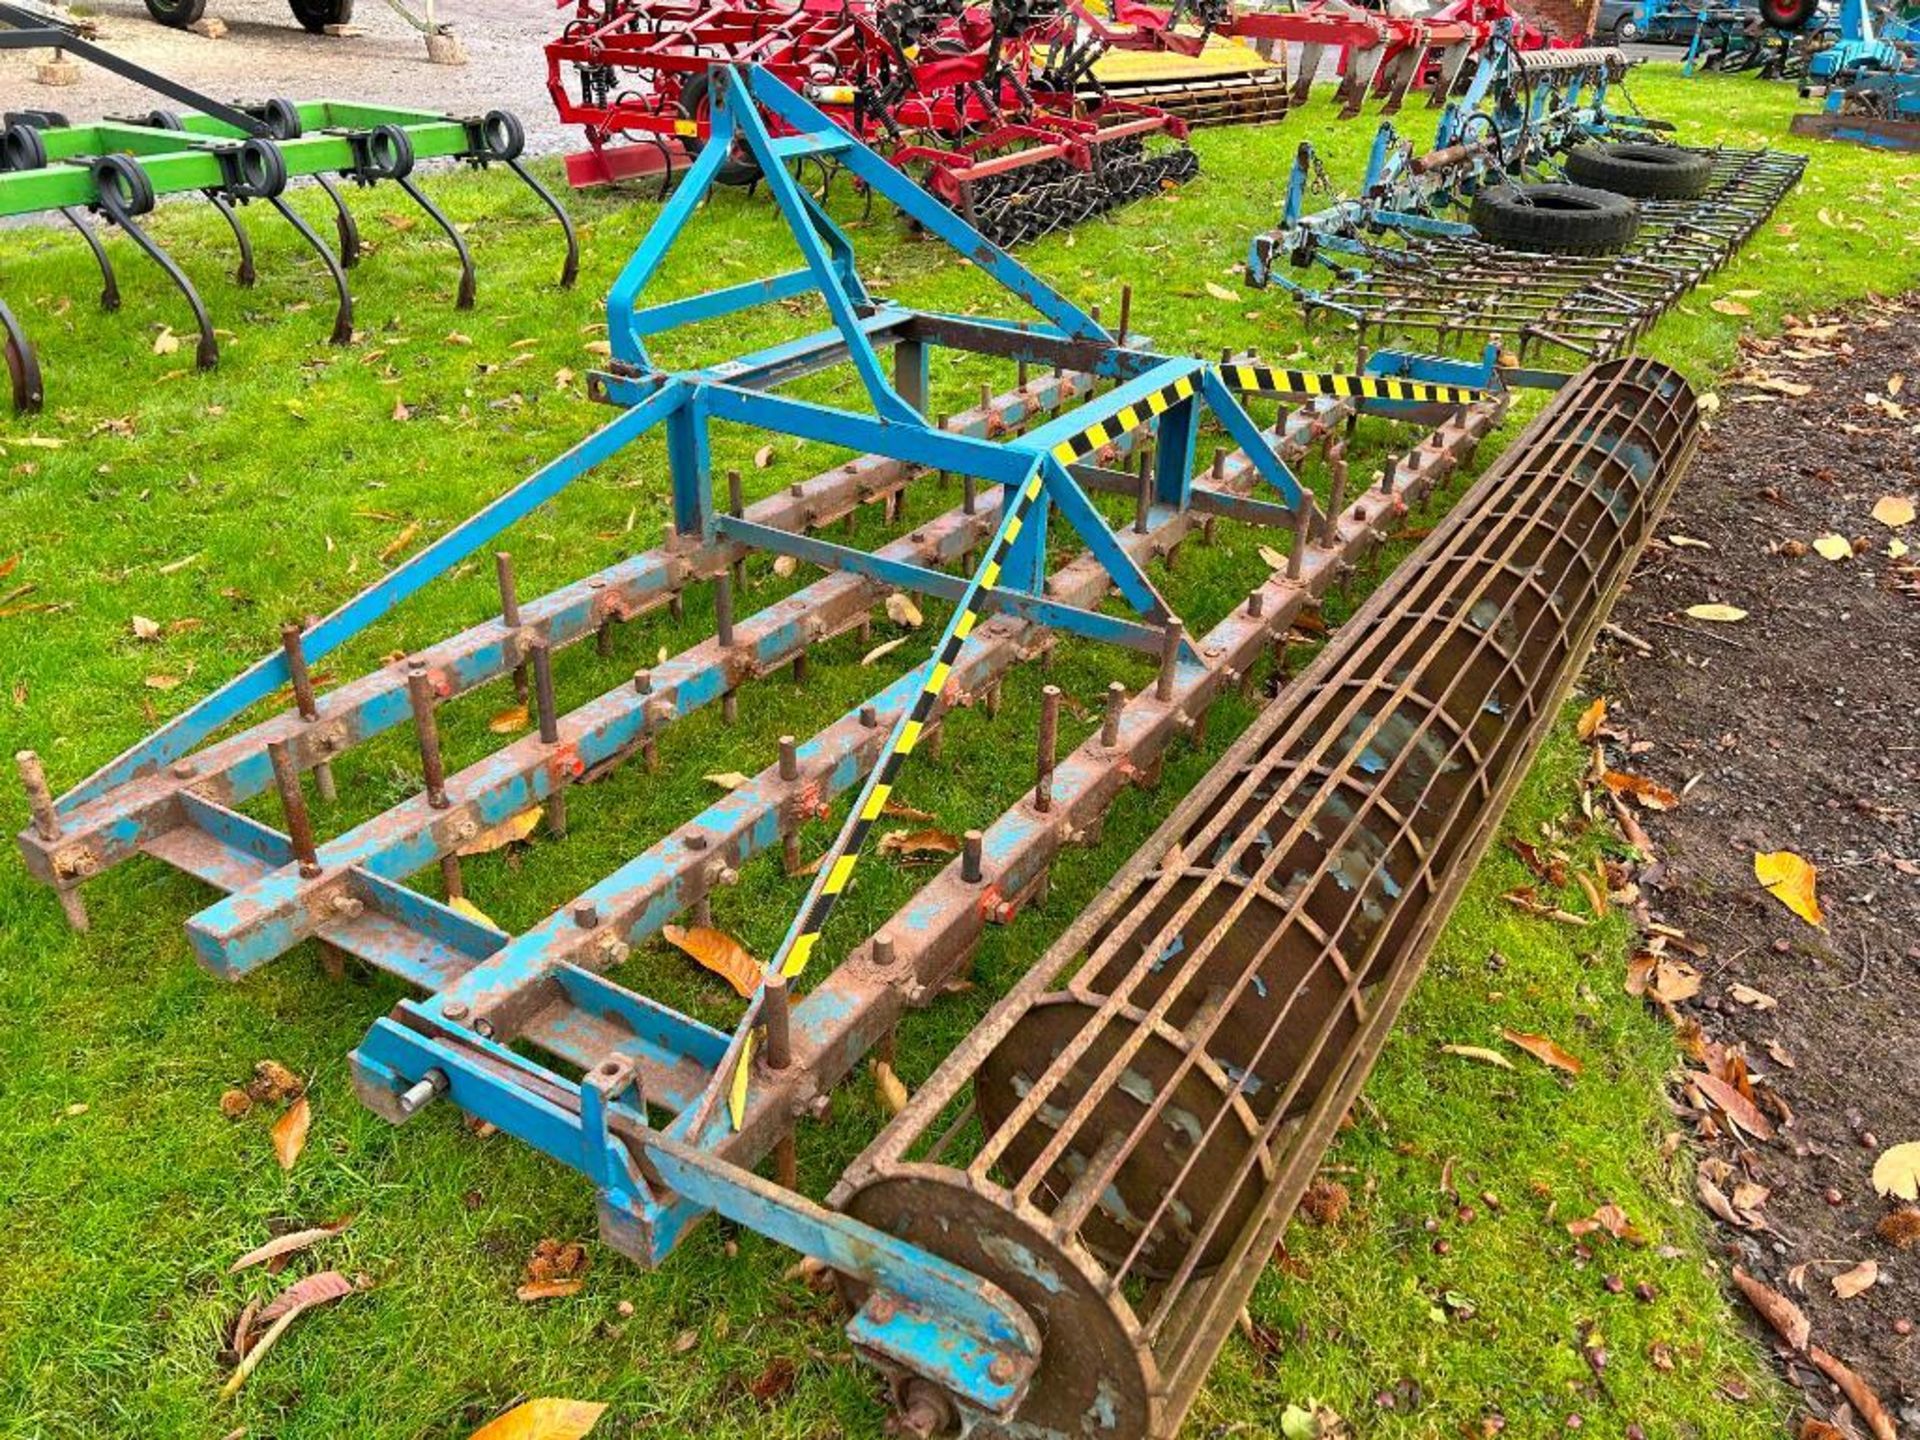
[831,356,1701,1437]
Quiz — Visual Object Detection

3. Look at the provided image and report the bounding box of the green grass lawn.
[2,62,1918,1440]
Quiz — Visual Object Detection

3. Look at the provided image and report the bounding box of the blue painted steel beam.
[182,502,1011,976]
[22,373,1096,893]
[714,518,1168,654]
[56,381,689,815]
[701,384,1035,485]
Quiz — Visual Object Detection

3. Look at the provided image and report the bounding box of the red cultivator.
[546,0,1198,245]
[543,0,1566,245]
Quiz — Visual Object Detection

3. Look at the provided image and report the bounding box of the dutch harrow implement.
[17,61,1531,1433]
[1246,40,1808,364]
[0,1,576,415]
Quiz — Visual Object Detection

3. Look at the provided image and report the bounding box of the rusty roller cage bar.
[832,356,1700,1438]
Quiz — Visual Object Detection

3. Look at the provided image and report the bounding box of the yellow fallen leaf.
[272,1095,311,1172]
[704,771,750,791]
[1575,696,1607,741]
[1685,603,1748,623]
[144,673,183,690]
[1811,533,1852,562]
[1892,538,1911,560]
[1204,280,1239,302]
[772,554,797,579]
[1871,495,1915,528]
[884,592,923,628]
[516,1279,585,1302]
[489,704,531,734]
[1667,534,1712,550]
[1710,298,1752,317]
[1890,373,1906,397]
[1500,1028,1583,1076]
[153,327,180,356]
[663,923,761,999]
[469,1398,609,1440]
[873,1059,909,1115]
[458,806,543,856]
[1728,982,1777,1010]
[1257,544,1287,570]
[754,444,775,469]
[861,636,909,666]
[380,521,422,563]
[448,895,502,930]
[1871,1142,1920,1201]
[1440,1043,1517,1070]
[1754,850,1823,926]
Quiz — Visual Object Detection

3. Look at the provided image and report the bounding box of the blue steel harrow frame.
[17,63,1500,1425]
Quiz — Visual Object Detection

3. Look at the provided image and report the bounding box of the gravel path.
[0,0,572,153]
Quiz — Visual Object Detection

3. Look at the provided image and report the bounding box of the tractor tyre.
[289,0,353,33]
[144,0,209,27]
[677,72,761,187]
[1564,142,1713,200]
[1469,183,1641,256]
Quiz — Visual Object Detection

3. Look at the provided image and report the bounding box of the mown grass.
[0,61,1917,1440]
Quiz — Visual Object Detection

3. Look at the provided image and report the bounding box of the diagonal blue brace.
[57,380,691,814]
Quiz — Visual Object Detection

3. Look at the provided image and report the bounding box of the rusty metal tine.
[280,622,336,803]
[1035,685,1060,814]
[266,739,321,880]
[496,552,530,705]
[17,749,88,931]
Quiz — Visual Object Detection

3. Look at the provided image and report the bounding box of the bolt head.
[443,999,469,1020]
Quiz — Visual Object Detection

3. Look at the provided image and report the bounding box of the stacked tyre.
[1469,141,1712,255]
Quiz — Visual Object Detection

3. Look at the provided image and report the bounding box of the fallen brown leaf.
[271,1095,311,1172]
[1808,1346,1896,1440]
[1731,1266,1809,1351]
[1575,696,1607,741]
[1500,1028,1583,1076]
[876,828,962,861]
[1603,770,1679,811]
[1831,1259,1878,1300]
[1692,1071,1775,1142]
[229,1218,352,1274]
[221,1271,354,1398]
[662,924,760,999]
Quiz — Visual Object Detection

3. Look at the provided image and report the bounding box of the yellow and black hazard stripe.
[1048,372,1199,467]
[1221,364,1482,407]
[728,468,1051,1129]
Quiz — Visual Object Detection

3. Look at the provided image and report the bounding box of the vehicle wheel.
[144,0,208,26]
[1470,183,1641,255]
[289,0,353,33]
[1760,0,1819,29]
[1614,16,1640,42]
[1564,141,1713,200]
[677,72,761,187]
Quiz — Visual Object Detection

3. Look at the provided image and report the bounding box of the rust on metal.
[831,357,1701,1438]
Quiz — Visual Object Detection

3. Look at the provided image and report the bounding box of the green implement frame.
[1,5,577,413]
